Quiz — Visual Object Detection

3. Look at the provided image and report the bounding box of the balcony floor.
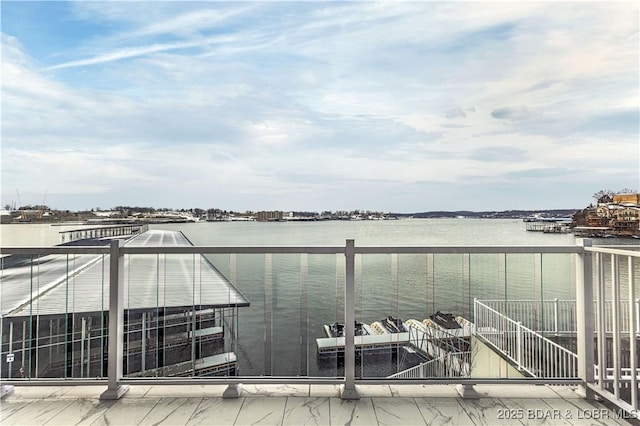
[0,384,634,425]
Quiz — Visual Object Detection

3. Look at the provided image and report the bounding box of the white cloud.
[2,2,638,211]
[130,5,258,38]
[45,35,237,70]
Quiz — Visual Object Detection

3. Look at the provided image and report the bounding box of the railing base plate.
[1,385,15,399]
[100,385,130,400]
[340,385,360,400]
[223,383,243,399]
[575,385,599,401]
[456,384,481,399]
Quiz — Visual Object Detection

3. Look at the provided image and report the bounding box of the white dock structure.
[0,230,249,379]
[316,332,410,355]
[316,316,473,362]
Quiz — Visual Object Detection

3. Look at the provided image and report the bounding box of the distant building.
[93,210,119,218]
[256,211,283,222]
[0,209,13,224]
[611,205,640,234]
[613,193,640,205]
[585,194,640,236]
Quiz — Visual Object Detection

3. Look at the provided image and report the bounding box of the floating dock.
[317,315,474,356]
[60,224,149,243]
[525,222,570,233]
[316,333,410,355]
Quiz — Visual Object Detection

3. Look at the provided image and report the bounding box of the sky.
[1,1,638,212]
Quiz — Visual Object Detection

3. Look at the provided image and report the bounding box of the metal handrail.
[474,300,578,378]
[2,244,582,256]
[585,246,640,257]
[479,299,640,335]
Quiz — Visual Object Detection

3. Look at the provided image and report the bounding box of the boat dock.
[525,222,570,233]
[316,333,410,355]
[317,314,474,357]
[1,229,249,380]
[60,224,149,243]
[315,328,472,356]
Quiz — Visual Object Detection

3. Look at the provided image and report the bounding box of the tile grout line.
[455,396,480,426]
[412,397,429,425]
[136,395,163,424]
[371,397,381,426]
[186,397,207,425]
[281,396,289,426]
[41,398,77,425]
[232,397,247,426]
[0,400,31,423]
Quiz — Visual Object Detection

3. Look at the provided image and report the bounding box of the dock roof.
[1,230,249,318]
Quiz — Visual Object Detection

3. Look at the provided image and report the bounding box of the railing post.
[635,298,640,336]
[0,323,13,395]
[456,303,480,398]
[575,238,594,399]
[611,254,621,399]
[596,252,606,386]
[553,298,559,334]
[473,298,477,333]
[223,251,243,398]
[100,240,129,400]
[341,239,359,400]
[516,321,523,370]
[628,257,637,411]
[0,317,14,398]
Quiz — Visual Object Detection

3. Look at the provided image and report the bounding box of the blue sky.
[1,1,638,212]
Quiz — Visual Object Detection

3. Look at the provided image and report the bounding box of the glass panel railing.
[7,243,624,387]
[121,250,345,379]
[309,253,344,378]
[475,253,578,380]
[123,252,242,379]
[433,253,466,315]
[234,253,266,377]
[227,252,345,378]
[469,253,505,301]
[485,254,574,331]
[271,253,302,376]
[356,254,399,378]
[357,253,471,380]
[1,251,108,380]
[349,251,581,381]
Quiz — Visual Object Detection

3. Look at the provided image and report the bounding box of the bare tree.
[616,188,637,194]
[592,189,614,203]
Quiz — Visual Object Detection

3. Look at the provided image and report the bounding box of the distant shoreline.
[1,208,578,225]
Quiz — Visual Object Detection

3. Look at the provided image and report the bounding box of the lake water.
[167,219,579,376]
[1,220,636,377]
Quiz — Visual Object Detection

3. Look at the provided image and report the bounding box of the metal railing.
[475,244,640,414]
[479,299,640,335]
[389,352,471,379]
[474,300,578,378]
[1,237,638,416]
[585,245,640,414]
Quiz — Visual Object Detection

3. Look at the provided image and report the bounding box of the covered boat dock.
[0,230,249,379]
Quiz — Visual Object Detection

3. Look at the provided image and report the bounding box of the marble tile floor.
[0,384,635,426]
